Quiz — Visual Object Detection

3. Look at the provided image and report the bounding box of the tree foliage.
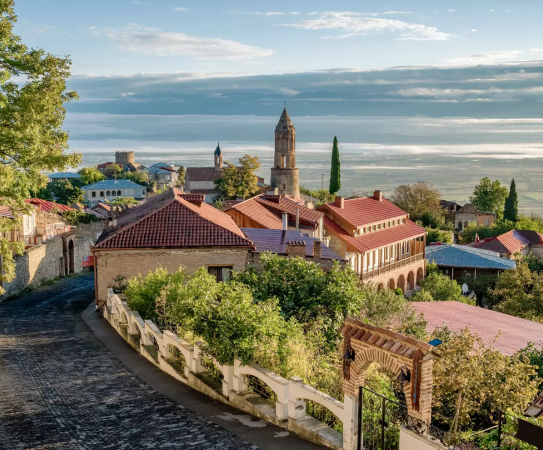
[329,136,341,195]
[0,1,79,288]
[214,155,260,200]
[78,167,105,185]
[48,180,85,205]
[490,262,543,321]
[389,181,443,222]
[177,165,186,190]
[299,186,335,205]
[107,196,140,206]
[117,170,149,186]
[412,271,473,304]
[425,227,453,244]
[470,177,508,219]
[432,327,538,437]
[504,178,518,223]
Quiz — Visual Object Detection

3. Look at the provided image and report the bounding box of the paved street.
[0,273,324,450]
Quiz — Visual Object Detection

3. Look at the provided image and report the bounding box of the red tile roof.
[469,230,534,254]
[186,167,222,182]
[412,301,543,356]
[26,198,73,213]
[93,203,112,212]
[94,188,253,249]
[324,216,426,252]
[226,194,323,229]
[0,206,15,219]
[321,196,407,228]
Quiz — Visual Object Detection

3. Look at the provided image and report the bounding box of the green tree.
[0,1,79,289]
[78,167,105,185]
[177,166,186,190]
[34,186,54,201]
[107,197,140,206]
[425,227,453,244]
[118,170,149,186]
[503,178,518,223]
[214,155,260,200]
[390,181,444,222]
[329,136,341,195]
[470,177,508,219]
[299,186,335,205]
[412,271,472,304]
[49,180,85,205]
[518,344,543,391]
[491,262,543,321]
[432,327,538,438]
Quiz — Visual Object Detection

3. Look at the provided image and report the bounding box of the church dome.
[214,142,222,155]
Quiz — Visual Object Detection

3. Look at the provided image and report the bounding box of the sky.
[12,0,543,151]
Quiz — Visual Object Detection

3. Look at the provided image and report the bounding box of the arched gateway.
[340,317,440,450]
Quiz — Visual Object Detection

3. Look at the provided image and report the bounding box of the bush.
[62,210,99,226]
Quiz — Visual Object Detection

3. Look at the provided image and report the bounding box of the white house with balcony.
[82,180,147,207]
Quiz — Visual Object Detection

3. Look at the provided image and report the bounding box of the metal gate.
[357,385,408,450]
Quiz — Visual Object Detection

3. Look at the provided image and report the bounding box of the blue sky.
[15,0,543,76]
[12,1,543,153]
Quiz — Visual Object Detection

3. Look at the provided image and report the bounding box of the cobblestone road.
[0,273,256,450]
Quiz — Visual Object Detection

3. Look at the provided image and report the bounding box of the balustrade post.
[192,341,206,374]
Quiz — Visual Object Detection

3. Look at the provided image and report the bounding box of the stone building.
[270,108,300,198]
[146,163,179,190]
[0,199,102,300]
[115,151,144,172]
[455,203,495,231]
[92,188,255,305]
[319,191,427,292]
[225,193,324,239]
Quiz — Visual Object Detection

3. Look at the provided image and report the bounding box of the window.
[458,221,463,230]
[484,217,490,226]
[142,190,146,196]
[106,191,111,196]
[100,191,104,197]
[387,221,390,228]
[373,225,376,231]
[207,266,233,282]
[281,155,285,168]
[117,190,122,196]
[92,191,96,198]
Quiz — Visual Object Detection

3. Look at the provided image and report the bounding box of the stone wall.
[270,167,300,198]
[94,247,250,304]
[247,251,339,272]
[1,233,95,300]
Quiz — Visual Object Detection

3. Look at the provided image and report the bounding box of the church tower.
[214,142,223,169]
[270,108,300,198]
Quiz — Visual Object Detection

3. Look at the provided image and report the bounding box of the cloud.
[365,11,414,16]
[249,11,284,16]
[444,49,543,66]
[95,25,274,60]
[282,11,451,41]
[173,7,188,11]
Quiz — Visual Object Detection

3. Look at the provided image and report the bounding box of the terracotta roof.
[242,228,345,261]
[321,196,408,229]
[0,206,15,219]
[188,189,219,195]
[469,230,533,254]
[340,317,438,359]
[186,167,221,182]
[229,198,283,229]
[412,302,543,356]
[324,216,426,252]
[26,198,73,213]
[256,195,323,225]
[94,188,253,250]
[516,230,543,244]
[92,202,111,212]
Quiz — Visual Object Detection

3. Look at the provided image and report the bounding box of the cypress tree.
[504,178,518,223]
[329,136,341,195]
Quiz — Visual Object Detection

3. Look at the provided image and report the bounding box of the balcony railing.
[359,253,425,281]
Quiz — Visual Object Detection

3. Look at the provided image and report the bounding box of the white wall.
[399,428,446,450]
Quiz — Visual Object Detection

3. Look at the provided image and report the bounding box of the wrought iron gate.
[357,386,407,450]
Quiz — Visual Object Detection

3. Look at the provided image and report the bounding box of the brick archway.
[377,282,385,291]
[407,271,415,291]
[417,267,424,287]
[341,318,439,450]
[398,274,406,293]
[388,278,396,289]
[62,232,76,276]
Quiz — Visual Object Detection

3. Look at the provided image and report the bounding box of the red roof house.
[319,191,427,292]
[92,188,254,305]
[469,229,543,258]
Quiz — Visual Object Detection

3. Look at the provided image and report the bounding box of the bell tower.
[214,142,223,169]
[270,108,300,198]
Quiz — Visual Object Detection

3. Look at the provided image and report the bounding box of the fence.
[104,289,346,450]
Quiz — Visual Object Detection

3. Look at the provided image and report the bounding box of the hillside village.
[3,2,543,450]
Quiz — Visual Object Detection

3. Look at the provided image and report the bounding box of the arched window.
[458,221,463,230]
[106,190,111,196]
[117,190,122,196]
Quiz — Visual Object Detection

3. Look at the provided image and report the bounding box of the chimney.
[296,207,300,230]
[313,240,322,262]
[374,190,383,202]
[112,219,117,227]
[282,212,288,230]
[286,241,307,258]
[266,188,279,195]
[335,196,345,209]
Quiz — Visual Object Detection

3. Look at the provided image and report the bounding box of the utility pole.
[321,173,325,192]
